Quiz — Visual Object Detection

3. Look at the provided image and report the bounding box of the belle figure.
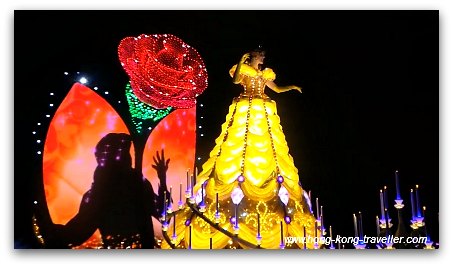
[163,48,317,249]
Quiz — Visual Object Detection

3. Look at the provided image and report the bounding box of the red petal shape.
[118,34,208,109]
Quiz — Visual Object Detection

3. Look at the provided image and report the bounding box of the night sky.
[14,10,439,247]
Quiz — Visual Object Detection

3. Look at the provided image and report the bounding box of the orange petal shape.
[43,82,196,247]
[43,83,134,248]
[142,107,196,238]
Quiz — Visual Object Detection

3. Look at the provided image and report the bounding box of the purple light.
[185,219,191,226]
[237,175,245,183]
[277,175,284,184]
[230,216,237,224]
[284,216,291,224]
[231,187,244,204]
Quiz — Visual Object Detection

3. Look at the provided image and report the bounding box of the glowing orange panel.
[142,107,196,238]
[43,82,196,247]
[43,83,134,247]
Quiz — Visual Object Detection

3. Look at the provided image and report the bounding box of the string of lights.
[125,83,172,133]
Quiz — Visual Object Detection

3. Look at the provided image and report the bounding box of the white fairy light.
[79,77,88,84]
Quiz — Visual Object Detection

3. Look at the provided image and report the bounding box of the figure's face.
[251,54,265,66]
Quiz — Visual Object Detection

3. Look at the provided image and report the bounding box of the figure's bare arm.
[150,150,171,219]
[44,191,98,248]
[266,80,302,93]
[232,53,250,84]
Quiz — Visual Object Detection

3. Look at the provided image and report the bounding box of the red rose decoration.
[118,34,208,109]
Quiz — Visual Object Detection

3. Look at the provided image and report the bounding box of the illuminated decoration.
[118,34,208,109]
[79,77,88,84]
[231,187,244,205]
[29,50,437,250]
[141,106,196,239]
[32,215,45,246]
[195,188,206,205]
[161,63,317,249]
[278,186,289,206]
[125,83,172,133]
[303,191,312,213]
[42,83,196,248]
[43,83,132,248]
[284,216,291,224]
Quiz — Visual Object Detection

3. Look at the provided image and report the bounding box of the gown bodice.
[229,64,276,99]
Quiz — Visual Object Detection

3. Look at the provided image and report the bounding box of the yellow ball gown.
[162,64,317,249]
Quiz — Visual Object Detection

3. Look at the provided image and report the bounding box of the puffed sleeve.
[263,68,276,81]
[229,64,238,78]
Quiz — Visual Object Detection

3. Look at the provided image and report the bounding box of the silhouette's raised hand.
[152,149,170,185]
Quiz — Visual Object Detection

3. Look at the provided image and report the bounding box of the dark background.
[14,10,439,248]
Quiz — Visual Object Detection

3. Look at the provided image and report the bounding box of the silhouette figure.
[43,133,170,248]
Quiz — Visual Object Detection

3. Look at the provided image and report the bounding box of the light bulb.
[79,77,88,84]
